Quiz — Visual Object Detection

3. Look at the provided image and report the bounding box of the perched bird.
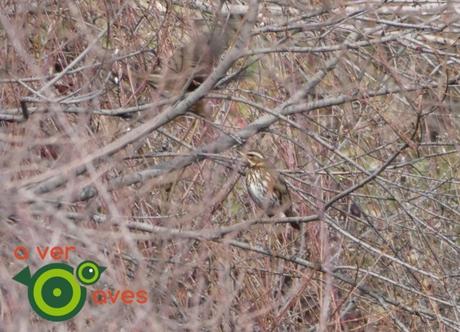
[158,14,243,118]
[240,150,300,230]
[164,23,232,91]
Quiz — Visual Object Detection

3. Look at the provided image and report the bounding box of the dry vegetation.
[1,0,460,331]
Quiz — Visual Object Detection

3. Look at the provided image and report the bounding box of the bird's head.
[238,150,267,168]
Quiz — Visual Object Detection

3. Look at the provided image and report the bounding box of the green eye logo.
[13,261,105,321]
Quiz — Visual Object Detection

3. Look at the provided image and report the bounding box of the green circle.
[41,277,72,308]
[33,269,81,318]
[76,261,101,285]
[52,288,62,297]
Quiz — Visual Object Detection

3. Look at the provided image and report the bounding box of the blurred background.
[0,0,459,330]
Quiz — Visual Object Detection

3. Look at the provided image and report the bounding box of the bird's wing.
[270,169,290,201]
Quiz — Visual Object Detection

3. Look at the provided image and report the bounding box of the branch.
[10,0,260,193]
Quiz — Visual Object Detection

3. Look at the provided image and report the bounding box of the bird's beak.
[236,151,249,166]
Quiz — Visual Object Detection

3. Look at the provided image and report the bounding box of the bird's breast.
[246,170,278,209]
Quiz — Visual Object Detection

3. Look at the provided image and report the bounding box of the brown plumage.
[241,151,300,230]
[158,14,243,117]
[163,15,241,94]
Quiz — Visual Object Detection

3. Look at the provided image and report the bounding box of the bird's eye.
[247,152,263,160]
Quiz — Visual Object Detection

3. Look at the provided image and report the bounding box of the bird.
[239,150,300,230]
[159,14,243,117]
